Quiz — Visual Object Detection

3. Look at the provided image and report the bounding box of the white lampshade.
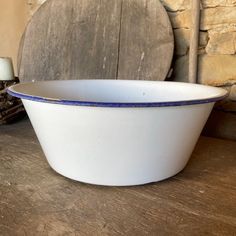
[0,57,14,81]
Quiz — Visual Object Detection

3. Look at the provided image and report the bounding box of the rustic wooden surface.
[118,0,173,80]
[18,0,173,82]
[0,119,236,235]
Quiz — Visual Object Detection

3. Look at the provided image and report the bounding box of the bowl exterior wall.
[22,100,214,186]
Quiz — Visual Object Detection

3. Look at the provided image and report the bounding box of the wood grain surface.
[0,119,236,235]
[118,0,173,80]
[18,0,173,82]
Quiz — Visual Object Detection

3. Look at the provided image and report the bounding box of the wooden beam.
[189,0,200,83]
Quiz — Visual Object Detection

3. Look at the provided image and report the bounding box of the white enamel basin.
[8,80,227,186]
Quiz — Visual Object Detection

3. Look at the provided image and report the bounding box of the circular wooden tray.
[18,0,174,82]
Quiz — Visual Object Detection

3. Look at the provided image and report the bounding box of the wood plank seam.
[115,0,123,80]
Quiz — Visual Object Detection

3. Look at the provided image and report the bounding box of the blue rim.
[7,89,227,108]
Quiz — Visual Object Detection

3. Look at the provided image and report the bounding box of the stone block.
[160,0,190,11]
[168,10,191,29]
[198,55,236,85]
[202,0,236,8]
[173,54,236,86]
[173,55,189,82]
[206,26,236,54]
[161,0,236,11]
[174,29,208,56]
[169,7,236,30]
[201,7,236,30]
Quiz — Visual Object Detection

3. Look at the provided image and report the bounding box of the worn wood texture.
[0,119,236,235]
[118,0,173,80]
[18,0,173,82]
[188,0,200,84]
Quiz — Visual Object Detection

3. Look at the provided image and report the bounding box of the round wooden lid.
[18,0,174,82]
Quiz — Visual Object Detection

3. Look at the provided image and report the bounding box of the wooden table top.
[0,119,236,235]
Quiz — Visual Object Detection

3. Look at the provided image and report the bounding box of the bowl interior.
[8,80,227,105]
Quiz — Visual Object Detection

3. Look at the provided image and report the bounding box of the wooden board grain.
[0,119,236,235]
[118,0,174,80]
[18,0,173,82]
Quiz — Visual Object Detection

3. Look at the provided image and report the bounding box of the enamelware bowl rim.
[8,80,228,108]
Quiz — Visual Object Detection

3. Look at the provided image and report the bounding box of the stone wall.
[160,0,236,116]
